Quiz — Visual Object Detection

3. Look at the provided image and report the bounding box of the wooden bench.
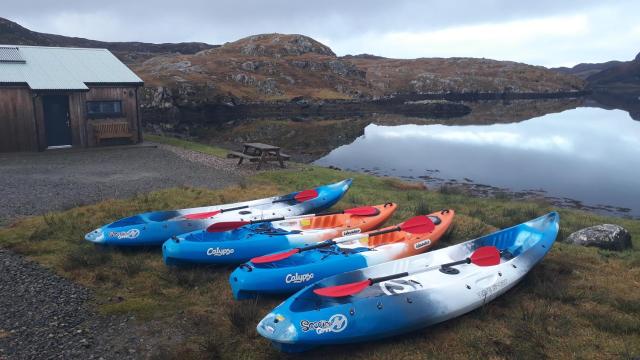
[94,121,135,144]
[227,151,291,162]
[227,150,260,163]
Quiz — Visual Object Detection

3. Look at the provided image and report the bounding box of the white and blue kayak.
[84,179,352,246]
[257,212,559,352]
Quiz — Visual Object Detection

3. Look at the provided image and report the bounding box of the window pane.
[86,101,122,118]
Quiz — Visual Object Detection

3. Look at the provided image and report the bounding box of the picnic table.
[227,142,290,170]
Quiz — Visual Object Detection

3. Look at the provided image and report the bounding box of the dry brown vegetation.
[133,33,585,104]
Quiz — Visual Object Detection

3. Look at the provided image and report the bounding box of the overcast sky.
[3,0,639,67]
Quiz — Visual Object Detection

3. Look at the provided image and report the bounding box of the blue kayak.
[257,212,559,352]
[162,203,397,266]
[230,210,455,299]
[84,179,352,246]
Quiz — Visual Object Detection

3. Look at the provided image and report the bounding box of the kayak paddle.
[184,189,319,220]
[206,205,381,232]
[313,246,501,297]
[250,215,435,264]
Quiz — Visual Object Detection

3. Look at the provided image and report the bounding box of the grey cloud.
[4,0,616,42]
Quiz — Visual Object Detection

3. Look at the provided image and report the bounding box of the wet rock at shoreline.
[566,224,632,251]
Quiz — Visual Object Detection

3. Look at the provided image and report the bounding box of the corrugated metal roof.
[0,47,26,63]
[0,45,143,90]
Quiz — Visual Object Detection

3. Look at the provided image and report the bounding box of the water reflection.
[316,107,640,216]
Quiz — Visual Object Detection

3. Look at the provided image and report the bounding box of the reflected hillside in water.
[315,106,640,217]
[586,91,640,120]
[201,98,589,161]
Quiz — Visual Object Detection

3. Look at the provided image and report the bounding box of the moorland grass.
[0,141,639,359]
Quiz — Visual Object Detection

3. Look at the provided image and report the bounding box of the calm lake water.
[315,106,640,217]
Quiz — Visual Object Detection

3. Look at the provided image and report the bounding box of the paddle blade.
[184,210,222,220]
[206,221,250,232]
[343,206,380,216]
[399,215,435,234]
[470,246,501,267]
[251,248,300,264]
[313,279,371,298]
[294,189,319,202]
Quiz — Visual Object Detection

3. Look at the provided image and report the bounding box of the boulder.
[566,224,632,251]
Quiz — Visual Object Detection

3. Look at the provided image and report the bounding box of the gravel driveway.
[0,144,242,225]
[0,249,189,360]
[0,143,247,359]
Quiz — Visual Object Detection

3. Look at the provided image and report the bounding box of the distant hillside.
[586,52,640,90]
[553,61,622,79]
[0,17,218,64]
[136,33,372,105]
[552,52,640,91]
[0,17,587,111]
[347,56,585,95]
[135,33,585,107]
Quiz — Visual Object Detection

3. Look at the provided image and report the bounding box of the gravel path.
[0,144,243,226]
[0,143,255,359]
[0,249,187,359]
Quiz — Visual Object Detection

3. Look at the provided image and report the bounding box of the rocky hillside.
[0,17,217,64]
[135,34,586,109]
[345,55,585,95]
[1,17,588,121]
[136,34,371,107]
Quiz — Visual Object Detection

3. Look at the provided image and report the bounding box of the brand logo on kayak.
[477,278,509,299]
[108,229,140,239]
[341,228,361,236]
[206,247,235,256]
[414,239,431,250]
[300,314,348,334]
[285,272,314,284]
[380,279,423,296]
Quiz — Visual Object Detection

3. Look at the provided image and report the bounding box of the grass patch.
[1,139,640,359]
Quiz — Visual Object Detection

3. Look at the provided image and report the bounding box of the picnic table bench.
[227,142,290,170]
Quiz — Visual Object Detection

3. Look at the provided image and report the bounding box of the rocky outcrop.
[233,34,335,57]
[566,224,632,251]
[347,57,586,95]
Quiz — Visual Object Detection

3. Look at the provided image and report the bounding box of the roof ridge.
[0,44,110,51]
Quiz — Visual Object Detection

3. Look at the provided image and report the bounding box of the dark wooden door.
[43,95,72,147]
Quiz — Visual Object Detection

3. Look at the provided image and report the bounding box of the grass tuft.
[63,245,112,271]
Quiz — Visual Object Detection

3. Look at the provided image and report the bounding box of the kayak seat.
[107,215,146,228]
[368,231,405,247]
[147,210,182,222]
[306,214,348,229]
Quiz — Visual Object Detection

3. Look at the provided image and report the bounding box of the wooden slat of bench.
[95,122,132,140]
[94,122,134,144]
[227,150,260,160]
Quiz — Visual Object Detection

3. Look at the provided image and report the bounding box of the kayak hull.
[230,210,454,299]
[162,203,397,266]
[257,212,559,352]
[84,179,352,246]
